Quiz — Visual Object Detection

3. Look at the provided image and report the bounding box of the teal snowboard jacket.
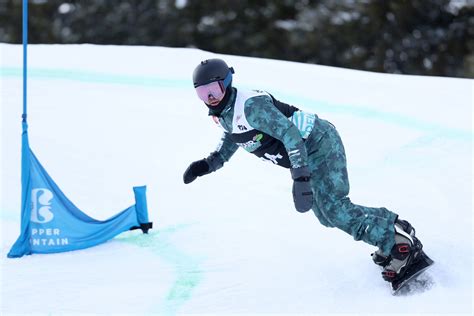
[207,87,322,170]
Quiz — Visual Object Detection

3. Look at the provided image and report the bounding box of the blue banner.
[7,122,151,258]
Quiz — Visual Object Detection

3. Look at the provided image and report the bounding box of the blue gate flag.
[7,122,152,258]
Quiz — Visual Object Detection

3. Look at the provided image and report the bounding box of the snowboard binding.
[372,219,434,294]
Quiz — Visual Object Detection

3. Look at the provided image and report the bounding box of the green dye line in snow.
[0,66,187,88]
[1,66,471,141]
[118,223,202,315]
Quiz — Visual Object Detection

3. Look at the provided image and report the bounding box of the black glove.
[183,152,225,184]
[183,159,211,184]
[290,166,313,213]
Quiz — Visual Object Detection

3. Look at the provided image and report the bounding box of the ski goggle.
[195,81,225,103]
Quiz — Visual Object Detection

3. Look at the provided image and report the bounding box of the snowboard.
[390,250,434,295]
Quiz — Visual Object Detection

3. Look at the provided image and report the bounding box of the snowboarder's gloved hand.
[290,166,313,213]
[183,152,224,184]
[183,159,210,184]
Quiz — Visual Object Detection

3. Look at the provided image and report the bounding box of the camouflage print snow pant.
[305,119,397,255]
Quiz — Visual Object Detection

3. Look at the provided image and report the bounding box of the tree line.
[1,0,472,78]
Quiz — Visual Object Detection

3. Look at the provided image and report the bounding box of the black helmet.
[193,58,235,88]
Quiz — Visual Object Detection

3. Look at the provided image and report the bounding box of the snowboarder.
[183,58,431,289]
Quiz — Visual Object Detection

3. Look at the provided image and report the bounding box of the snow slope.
[0,44,472,315]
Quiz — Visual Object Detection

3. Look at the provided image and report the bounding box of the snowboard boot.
[381,219,423,282]
[371,219,416,268]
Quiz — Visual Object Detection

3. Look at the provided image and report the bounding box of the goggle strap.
[218,81,225,93]
[222,71,232,89]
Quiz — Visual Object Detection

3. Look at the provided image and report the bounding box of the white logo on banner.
[30,188,54,223]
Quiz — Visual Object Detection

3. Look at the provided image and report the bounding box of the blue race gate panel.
[8,123,152,258]
[8,122,152,258]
